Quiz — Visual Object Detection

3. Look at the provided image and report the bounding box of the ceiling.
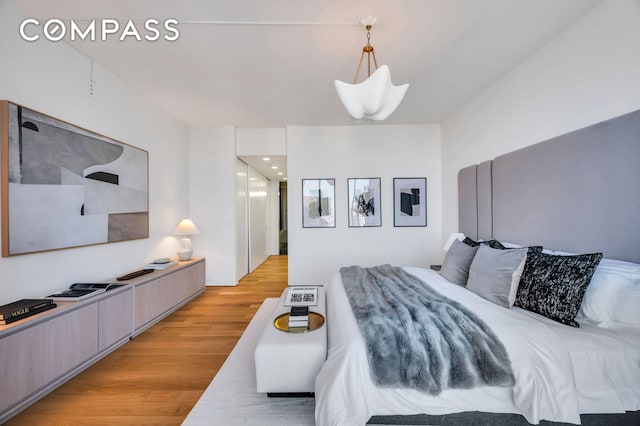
[10,0,602,183]
[10,0,601,130]
[238,155,287,182]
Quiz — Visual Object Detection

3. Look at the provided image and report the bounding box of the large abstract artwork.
[1,101,149,256]
[393,177,427,227]
[302,178,335,228]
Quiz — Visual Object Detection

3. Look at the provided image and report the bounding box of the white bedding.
[515,307,640,414]
[314,267,640,426]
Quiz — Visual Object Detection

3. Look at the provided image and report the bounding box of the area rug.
[182,298,316,425]
[181,299,633,426]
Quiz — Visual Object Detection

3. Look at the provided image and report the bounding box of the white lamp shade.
[335,65,409,121]
[443,233,466,251]
[174,219,200,235]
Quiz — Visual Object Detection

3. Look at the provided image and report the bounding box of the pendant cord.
[352,24,378,84]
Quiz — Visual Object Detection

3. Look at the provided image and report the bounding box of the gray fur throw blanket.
[340,264,515,395]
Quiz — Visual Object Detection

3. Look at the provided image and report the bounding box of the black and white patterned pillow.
[463,237,542,253]
[515,251,603,327]
[462,237,481,247]
[462,238,505,249]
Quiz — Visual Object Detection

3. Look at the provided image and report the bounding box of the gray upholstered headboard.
[458,109,640,263]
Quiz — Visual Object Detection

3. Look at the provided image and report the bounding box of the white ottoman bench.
[254,286,327,395]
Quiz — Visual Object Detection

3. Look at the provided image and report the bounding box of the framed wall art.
[347,178,381,227]
[302,178,335,228]
[393,177,427,227]
[1,101,149,256]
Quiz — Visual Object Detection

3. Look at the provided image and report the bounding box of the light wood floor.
[6,255,289,426]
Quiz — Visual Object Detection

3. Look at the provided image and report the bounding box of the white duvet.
[315,267,640,426]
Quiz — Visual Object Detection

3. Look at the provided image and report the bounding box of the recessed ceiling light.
[263,157,270,161]
[271,166,278,169]
[277,172,283,175]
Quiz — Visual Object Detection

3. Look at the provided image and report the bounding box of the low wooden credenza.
[0,257,205,423]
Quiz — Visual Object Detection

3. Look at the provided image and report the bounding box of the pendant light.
[334,16,409,121]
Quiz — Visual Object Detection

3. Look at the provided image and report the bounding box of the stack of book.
[0,299,57,325]
[288,306,309,331]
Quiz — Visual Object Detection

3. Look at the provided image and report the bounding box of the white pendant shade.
[335,65,409,121]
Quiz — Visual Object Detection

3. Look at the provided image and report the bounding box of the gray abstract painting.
[1,101,149,256]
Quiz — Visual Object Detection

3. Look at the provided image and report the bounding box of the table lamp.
[174,219,200,261]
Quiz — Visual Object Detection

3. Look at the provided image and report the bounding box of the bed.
[314,110,640,425]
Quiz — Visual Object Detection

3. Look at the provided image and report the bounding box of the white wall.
[236,128,286,156]
[287,124,442,286]
[189,126,238,285]
[441,0,640,250]
[0,1,190,306]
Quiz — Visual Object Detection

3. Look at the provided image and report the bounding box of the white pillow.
[500,241,524,249]
[599,257,640,273]
[578,258,640,328]
[613,286,640,327]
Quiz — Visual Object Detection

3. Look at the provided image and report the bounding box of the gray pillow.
[466,245,528,308]
[439,239,479,286]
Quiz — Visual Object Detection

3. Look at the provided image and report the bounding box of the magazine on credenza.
[284,287,318,306]
[47,283,123,302]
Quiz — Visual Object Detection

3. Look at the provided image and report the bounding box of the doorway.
[236,156,288,280]
[279,181,288,254]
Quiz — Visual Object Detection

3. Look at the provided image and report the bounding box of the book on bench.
[288,306,309,329]
[290,305,309,318]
